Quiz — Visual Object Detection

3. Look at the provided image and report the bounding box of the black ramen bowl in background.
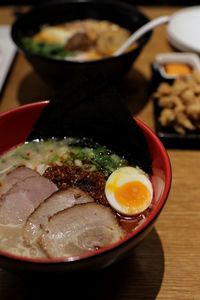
[11,0,152,86]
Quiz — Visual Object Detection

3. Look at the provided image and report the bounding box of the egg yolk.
[114,181,150,209]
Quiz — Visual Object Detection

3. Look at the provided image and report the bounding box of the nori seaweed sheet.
[28,75,152,174]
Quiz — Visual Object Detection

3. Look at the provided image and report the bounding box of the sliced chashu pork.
[41,202,125,258]
[0,167,58,225]
[6,165,39,181]
[24,188,94,246]
[0,166,40,195]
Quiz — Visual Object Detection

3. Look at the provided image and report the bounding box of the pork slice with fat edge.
[0,170,58,225]
[41,202,125,258]
[24,188,94,246]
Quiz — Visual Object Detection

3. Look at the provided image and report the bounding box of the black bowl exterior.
[23,47,143,86]
[11,0,151,85]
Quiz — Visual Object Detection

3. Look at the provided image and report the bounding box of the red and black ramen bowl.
[0,101,171,273]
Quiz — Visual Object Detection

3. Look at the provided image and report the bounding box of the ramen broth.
[22,19,133,61]
[0,224,46,257]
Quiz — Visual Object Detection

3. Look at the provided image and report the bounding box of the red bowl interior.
[0,101,172,264]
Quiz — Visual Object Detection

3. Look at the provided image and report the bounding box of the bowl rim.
[11,0,151,66]
[0,101,172,264]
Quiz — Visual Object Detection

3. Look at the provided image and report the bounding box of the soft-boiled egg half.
[105,166,153,216]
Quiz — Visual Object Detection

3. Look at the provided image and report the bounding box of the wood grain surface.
[0,6,200,300]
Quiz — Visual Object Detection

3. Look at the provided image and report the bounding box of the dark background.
[0,0,200,5]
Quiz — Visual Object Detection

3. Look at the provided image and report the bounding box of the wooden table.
[1,6,200,300]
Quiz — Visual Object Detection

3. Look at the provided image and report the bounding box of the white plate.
[167,6,200,53]
[0,25,16,93]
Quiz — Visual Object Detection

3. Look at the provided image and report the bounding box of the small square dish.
[0,25,16,94]
[152,53,200,149]
[153,52,200,80]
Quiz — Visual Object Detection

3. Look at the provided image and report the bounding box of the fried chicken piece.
[176,112,195,130]
[181,89,195,104]
[159,108,176,126]
[186,103,200,119]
